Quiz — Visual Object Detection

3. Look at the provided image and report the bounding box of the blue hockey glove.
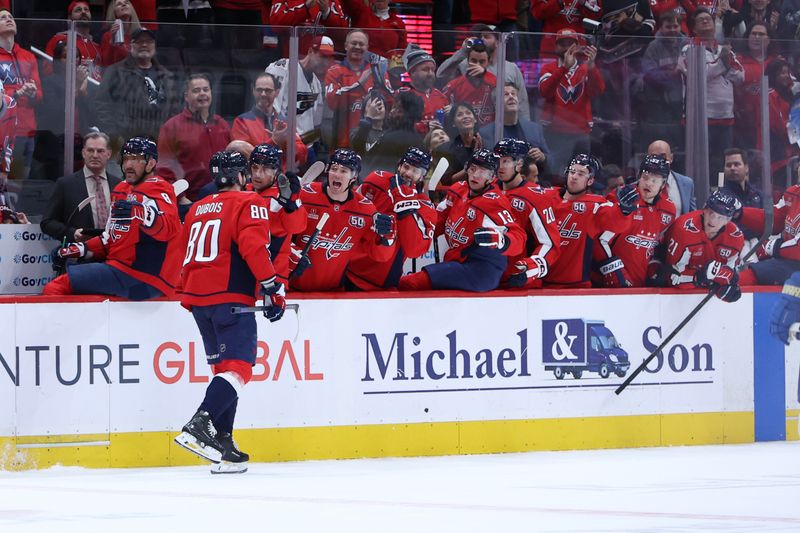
[277,172,301,213]
[616,183,640,216]
[259,277,286,323]
[112,199,157,227]
[474,227,509,252]
[715,283,741,303]
[770,272,800,345]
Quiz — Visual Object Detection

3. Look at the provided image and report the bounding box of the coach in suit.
[41,131,121,242]
[648,139,696,216]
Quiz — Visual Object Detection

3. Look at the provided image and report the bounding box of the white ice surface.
[1,442,799,532]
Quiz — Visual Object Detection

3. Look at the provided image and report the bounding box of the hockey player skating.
[175,151,286,474]
[494,138,561,289]
[593,154,677,288]
[247,144,306,285]
[42,137,183,299]
[346,147,437,290]
[290,148,396,291]
[544,154,639,288]
[398,148,526,292]
[650,189,744,302]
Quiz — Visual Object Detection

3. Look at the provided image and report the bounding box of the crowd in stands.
[1,0,800,297]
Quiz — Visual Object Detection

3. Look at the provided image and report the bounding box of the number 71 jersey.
[178,190,277,310]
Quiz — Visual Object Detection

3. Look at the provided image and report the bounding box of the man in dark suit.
[41,131,120,242]
[479,83,550,171]
[647,140,696,216]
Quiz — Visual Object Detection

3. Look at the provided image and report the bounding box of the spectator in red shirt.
[232,72,308,169]
[270,0,350,54]
[157,74,232,201]
[45,1,102,82]
[340,0,407,59]
[0,9,41,180]
[442,41,497,129]
[100,0,142,67]
[402,44,448,133]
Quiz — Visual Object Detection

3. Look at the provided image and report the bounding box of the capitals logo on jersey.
[684,217,700,233]
[559,213,582,240]
[308,228,354,260]
[444,216,470,245]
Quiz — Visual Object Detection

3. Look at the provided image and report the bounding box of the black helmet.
[329,148,362,178]
[250,143,283,169]
[640,154,670,179]
[120,136,158,162]
[398,147,432,173]
[210,151,248,188]
[568,153,600,178]
[704,189,741,218]
[468,148,499,173]
[493,138,530,160]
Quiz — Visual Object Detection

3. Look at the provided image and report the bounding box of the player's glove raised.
[372,212,396,245]
[259,277,286,323]
[599,256,633,288]
[288,246,312,279]
[277,172,301,213]
[474,227,509,252]
[693,260,737,289]
[57,242,87,259]
[616,183,640,216]
[111,199,157,227]
[770,272,800,344]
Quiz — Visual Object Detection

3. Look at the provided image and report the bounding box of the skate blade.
[210,461,248,474]
[174,432,222,464]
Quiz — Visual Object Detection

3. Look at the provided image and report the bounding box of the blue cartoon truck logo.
[542,319,630,379]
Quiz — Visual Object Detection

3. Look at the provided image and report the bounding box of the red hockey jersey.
[741,185,800,263]
[436,181,526,262]
[538,61,605,134]
[339,0,408,58]
[442,71,497,127]
[269,0,350,53]
[545,189,628,287]
[663,210,744,288]
[86,176,182,297]
[347,170,437,289]
[594,191,677,287]
[290,182,395,291]
[179,190,277,310]
[249,183,307,284]
[530,0,601,58]
[325,60,375,149]
[0,43,42,137]
[502,181,562,288]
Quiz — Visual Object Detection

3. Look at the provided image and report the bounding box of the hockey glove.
[372,212,396,245]
[277,172,301,213]
[111,199,157,227]
[693,260,737,289]
[259,277,286,323]
[770,273,800,345]
[393,198,422,219]
[57,242,87,259]
[599,256,633,288]
[715,283,742,303]
[616,183,640,216]
[645,260,672,287]
[758,235,784,260]
[507,256,548,287]
[288,246,312,279]
[474,227,509,252]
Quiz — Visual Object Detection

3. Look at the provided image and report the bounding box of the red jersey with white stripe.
[347,171,437,289]
[290,182,394,291]
[741,185,800,262]
[436,181,526,262]
[86,176,182,297]
[179,190,276,309]
[442,72,497,127]
[663,210,744,288]
[545,189,628,287]
[502,181,562,288]
[594,191,677,287]
[248,183,307,284]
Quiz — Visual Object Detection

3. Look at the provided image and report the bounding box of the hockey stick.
[615,205,775,396]
[173,179,189,198]
[231,302,299,315]
[291,211,330,277]
[427,157,450,192]
[300,161,326,186]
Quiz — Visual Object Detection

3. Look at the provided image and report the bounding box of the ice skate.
[174,410,223,463]
[210,433,249,474]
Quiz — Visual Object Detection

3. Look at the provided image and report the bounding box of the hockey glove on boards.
[57,242,87,259]
[474,227,509,252]
[599,256,633,288]
[616,183,640,216]
[758,235,784,260]
[507,256,548,287]
[770,272,800,345]
[111,199,157,227]
[277,172,301,213]
[259,277,286,322]
[693,260,738,289]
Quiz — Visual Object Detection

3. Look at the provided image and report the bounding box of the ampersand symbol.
[551,321,579,361]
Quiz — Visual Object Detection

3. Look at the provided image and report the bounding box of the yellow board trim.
[0,411,754,471]
[787,409,800,442]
